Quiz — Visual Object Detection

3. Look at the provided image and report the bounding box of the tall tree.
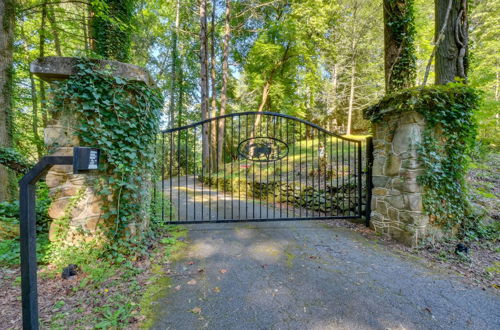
[90,0,134,61]
[383,0,416,92]
[200,0,210,170]
[169,0,180,127]
[435,0,468,84]
[217,0,230,164]
[0,0,15,201]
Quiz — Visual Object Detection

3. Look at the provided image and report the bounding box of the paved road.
[152,177,500,330]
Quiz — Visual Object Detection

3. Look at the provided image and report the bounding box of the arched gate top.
[161,111,361,143]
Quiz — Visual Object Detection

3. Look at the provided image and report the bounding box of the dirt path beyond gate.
[152,178,500,330]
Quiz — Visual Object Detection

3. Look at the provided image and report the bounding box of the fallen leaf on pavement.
[219,269,228,274]
[213,287,220,293]
[191,307,201,314]
[187,279,197,285]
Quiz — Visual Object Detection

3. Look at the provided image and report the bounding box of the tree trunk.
[346,60,356,136]
[39,1,48,128]
[29,73,43,158]
[217,0,230,166]
[170,0,180,128]
[0,0,15,201]
[383,0,416,92]
[47,2,62,56]
[200,0,210,171]
[209,0,217,168]
[435,0,468,84]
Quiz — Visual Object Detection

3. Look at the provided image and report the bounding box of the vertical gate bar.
[365,136,373,227]
[246,116,250,219]
[305,125,308,218]
[274,117,278,219]
[266,116,269,219]
[238,116,241,220]
[185,131,188,220]
[170,133,174,221]
[358,140,363,218]
[335,137,339,216]
[329,135,334,217]
[193,127,196,221]
[348,141,351,216]
[216,119,220,220]
[230,118,234,220]
[298,124,301,218]
[323,132,327,217]
[291,121,295,219]
[201,124,205,222]
[285,118,289,218]
[177,131,181,221]
[208,122,212,222]
[341,139,345,216]
[161,134,165,221]
[317,130,320,215]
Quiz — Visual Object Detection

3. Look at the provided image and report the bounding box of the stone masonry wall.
[370,111,429,246]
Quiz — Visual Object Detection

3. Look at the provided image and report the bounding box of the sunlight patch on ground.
[247,241,284,263]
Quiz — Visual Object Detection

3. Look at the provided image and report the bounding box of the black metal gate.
[155,112,371,224]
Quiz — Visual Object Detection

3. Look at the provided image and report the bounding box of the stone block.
[44,125,79,147]
[387,207,399,221]
[372,176,389,188]
[405,194,423,212]
[48,198,70,219]
[376,201,388,216]
[398,111,425,125]
[392,178,421,193]
[45,172,67,188]
[385,154,401,176]
[372,188,388,196]
[392,124,422,155]
[386,194,405,209]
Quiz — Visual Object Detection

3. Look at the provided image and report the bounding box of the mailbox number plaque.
[73,147,101,174]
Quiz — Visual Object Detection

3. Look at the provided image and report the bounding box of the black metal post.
[19,156,73,330]
[365,137,374,227]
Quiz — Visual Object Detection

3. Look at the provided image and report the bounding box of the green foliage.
[90,0,135,61]
[0,147,32,173]
[385,0,417,91]
[0,184,52,266]
[365,84,481,235]
[50,59,163,247]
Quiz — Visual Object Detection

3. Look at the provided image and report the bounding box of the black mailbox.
[73,147,100,174]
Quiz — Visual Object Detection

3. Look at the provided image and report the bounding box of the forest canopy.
[1,0,499,173]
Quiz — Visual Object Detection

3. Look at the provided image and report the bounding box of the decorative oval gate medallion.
[237,137,289,162]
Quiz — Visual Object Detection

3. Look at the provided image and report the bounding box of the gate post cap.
[30,56,154,86]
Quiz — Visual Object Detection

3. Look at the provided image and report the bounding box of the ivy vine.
[385,0,417,91]
[364,84,480,234]
[50,59,163,248]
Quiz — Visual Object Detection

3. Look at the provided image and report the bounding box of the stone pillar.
[31,57,154,244]
[370,111,430,246]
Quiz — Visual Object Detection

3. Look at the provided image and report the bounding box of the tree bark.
[435,0,468,84]
[0,0,15,201]
[47,2,62,56]
[200,0,210,171]
[39,1,48,128]
[383,0,416,92]
[170,0,180,128]
[209,0,217,167]
[217,0,230,166]
[346,60,356,135]
[29,72,43,158]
